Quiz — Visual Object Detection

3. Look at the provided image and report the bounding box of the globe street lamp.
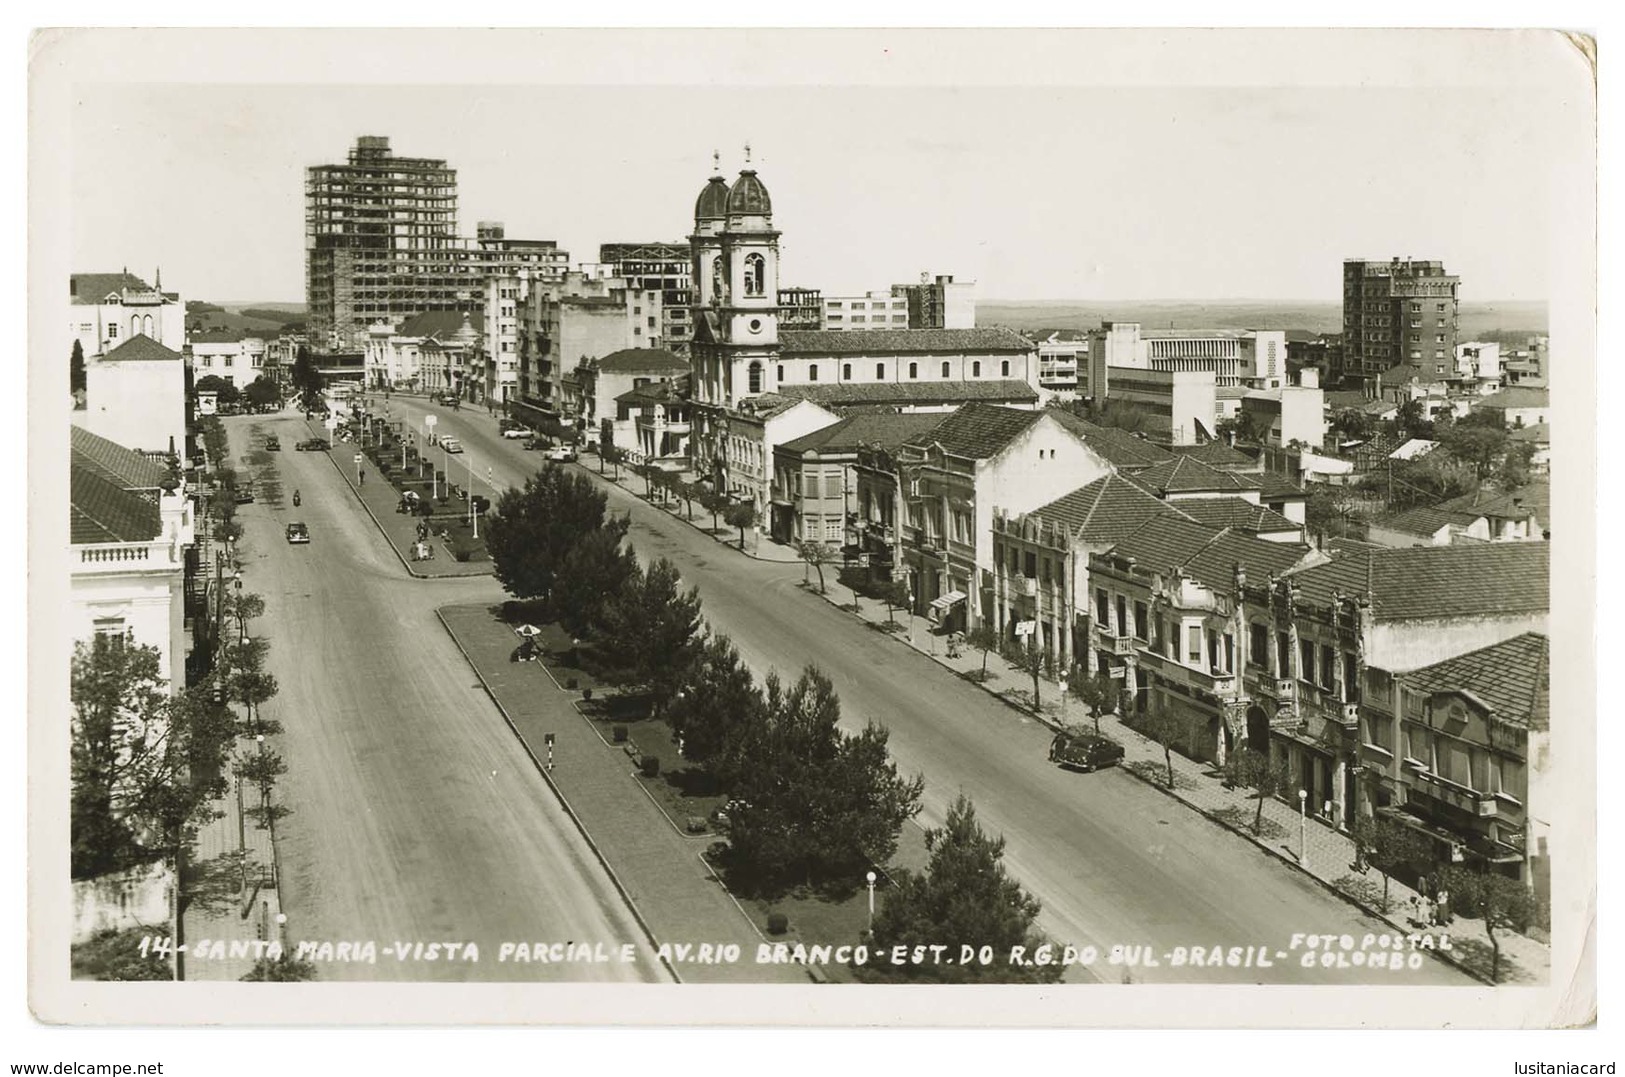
[865,871,878,934]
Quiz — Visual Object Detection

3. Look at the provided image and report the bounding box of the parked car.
[232,486,255,505]
[501,426,532,440]
[1048,730,1125,772]
[285,522,310,545]
[522,437,545,451]
[440,436,464,454]
[545,444,578,463]
[296,438,332,452]
[265,436,281,451]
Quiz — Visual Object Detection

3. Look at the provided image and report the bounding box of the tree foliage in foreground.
[860,794,1061,984]
[597,557,704,714]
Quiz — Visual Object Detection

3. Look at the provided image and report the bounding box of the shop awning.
[930,591,967,611]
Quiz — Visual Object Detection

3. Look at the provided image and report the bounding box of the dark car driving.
[1049,730,1125,772]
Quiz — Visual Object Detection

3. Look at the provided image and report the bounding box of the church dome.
[695,175,730,220]
[726,169,772,216]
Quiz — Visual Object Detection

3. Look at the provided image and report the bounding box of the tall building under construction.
[305,136,567,352]
[306,136,465,350]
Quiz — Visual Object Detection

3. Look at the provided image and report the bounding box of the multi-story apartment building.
[599,242,693,354]
[306,137,565,352]
[1245,540,1547,835]
[1086,322,1286,394]
[892,273,976,330]
[892,403,1114,634]
[1339,258,1460,387]
[515,271,663,434]
[187,329,267,387]
[1096,367,1218,446]
[75,335,188,463]
[1032,330,1089,396]
[575,347,689,438]
[1386,634,1549,893]
[822,290,910,331]
[989,473,1184,668]
[70,427,196,692]
[1088,515,1318,765]
[482,276,524,405]
[777,287,824,330]
[771,412,946,547]
[70,271,185,358]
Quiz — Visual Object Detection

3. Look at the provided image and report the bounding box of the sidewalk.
[180,742,284,981]
[308,419,491,579]
[798,571,1551,987]
[437,603,809,985]
[577,450,802,563]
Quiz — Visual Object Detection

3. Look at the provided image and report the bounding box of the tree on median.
[292,346,324,418]
[244,375,282,413]
[551,529,638,640]
[722,667,923,893]
[859,793,1061,984]
[1438,866,1534,985]
[484,465,626,605]
[666,632,763,773]
[597,556,704,718]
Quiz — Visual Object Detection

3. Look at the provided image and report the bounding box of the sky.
[58,30,1586,306]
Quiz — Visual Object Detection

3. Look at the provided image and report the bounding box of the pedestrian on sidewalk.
[359,467,365,485]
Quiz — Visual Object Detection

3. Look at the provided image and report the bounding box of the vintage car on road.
[232,486,255,504]
[285,522,310,545]
[501,426,532,440]
[265,436,281,451]
[545,444,578,463]
[295,438,332,452]
[440,436,464,454]
[1048,730,1126,772]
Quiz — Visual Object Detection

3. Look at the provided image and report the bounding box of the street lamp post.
[1059,677,1069,726]
[1298,788,1309,865]
[255,733,267,811]
[865,871,877,934]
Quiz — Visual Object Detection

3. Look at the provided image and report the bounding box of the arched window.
[875,363,885,379]
[941,361,951,378]
[744,253,765,296]
[142,315,153,337]
[808,364,819,382]
[908,362,918,379]
[131,316,141,338]
[1001,360,1010,377]
[842,363,852,381]
[748,362,763,394]
[972,360,981,377]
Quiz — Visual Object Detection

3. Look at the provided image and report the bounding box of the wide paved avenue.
[403,398,1475,986]
[223,414,666,982]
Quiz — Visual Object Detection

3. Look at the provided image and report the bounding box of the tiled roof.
[1284,541,1549,621]
[1252,471,1308,500]
[1047,411,1175,470]
[71,464,162,544]
[1400,633,1549,732]
[1172,497,1300,535]
[595,348,689,374]
[1027,474,1187,545]
[903,402,1044,460]
[778,412,947,455]
[777,379,1038,408]
[615,381,683,405]
[781,328,1036,355]
[1508,422,1550,443]
[70,272,153,304]
[189,328,253,344]
[1325,390,1370,409]
[1169,441,1256,469]
[1130,456,1263,495]
[1379,363,1440,387]
[1440,482,1550,522]
[1108,515,1310,595]
[102,335,183,362]
[70,427,169,491]
[1479,386,1549,409]
[1376,505,1482,537]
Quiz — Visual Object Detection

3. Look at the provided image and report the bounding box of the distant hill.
[976,299,1547,341]
[188,301,307,336]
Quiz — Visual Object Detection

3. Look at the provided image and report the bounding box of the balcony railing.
[1017,576,1038,597]
[76,542,176,570]
[1136,648,1240,698]
[1414,770,1498,818]
[1095,623,1135,656]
